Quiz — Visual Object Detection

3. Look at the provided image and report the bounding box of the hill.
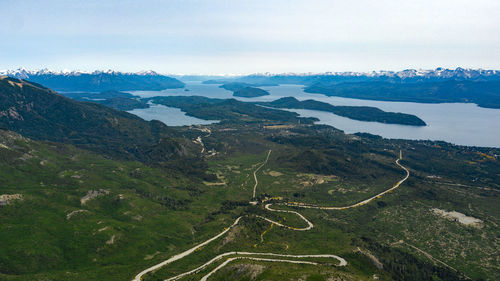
[0,76,195,163]
[0,129,220,280]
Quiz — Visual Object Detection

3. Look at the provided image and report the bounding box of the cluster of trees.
[355,237,470,281]
[260,97,426,126]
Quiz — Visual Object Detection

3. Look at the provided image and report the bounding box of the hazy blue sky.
[1,0,499,74]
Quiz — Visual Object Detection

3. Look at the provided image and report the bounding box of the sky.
[1,0,499,74]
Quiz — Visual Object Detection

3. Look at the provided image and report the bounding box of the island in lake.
[233,86,270,97]
[258,97,426,126]
[61,90,137,101]
[219,82,271,98]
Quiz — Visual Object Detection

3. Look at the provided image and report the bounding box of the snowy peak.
[0,67,31,79]
[0,68,185,92]
[1,67,499,81]
[0,68,162,79]
[247,67,500,80]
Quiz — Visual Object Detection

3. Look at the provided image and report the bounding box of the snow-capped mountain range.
[247,67,500,79]
[1,67,499,80]
[0,68,183,92]
[0,68,161,79]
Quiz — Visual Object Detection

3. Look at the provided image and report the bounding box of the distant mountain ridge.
[201,67,500,85]
[4,67,500,82]
[0,68,184,92]
[0,68,164,79]
[246,67,500,79]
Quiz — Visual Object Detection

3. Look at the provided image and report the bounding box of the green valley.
[3,1,500,280]
[1,77,499,281]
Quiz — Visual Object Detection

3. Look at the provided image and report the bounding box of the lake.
[128,102,217,127]
[129,82,500,148]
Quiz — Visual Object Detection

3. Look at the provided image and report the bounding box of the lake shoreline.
[127,82,500,148]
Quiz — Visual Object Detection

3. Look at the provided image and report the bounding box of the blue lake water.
[128,82,500,148]
[128,103,217,127]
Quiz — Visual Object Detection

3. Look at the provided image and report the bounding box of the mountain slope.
[0,76,194,162]
[0,129,215,280]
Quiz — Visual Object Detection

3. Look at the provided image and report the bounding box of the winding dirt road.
[285,156,410,210]
[199,254,346,281]
[165,252,346,281]
[132,150,408,281]
[133,217,243,281]
[257,203,313,231]
[252,150,272,199]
